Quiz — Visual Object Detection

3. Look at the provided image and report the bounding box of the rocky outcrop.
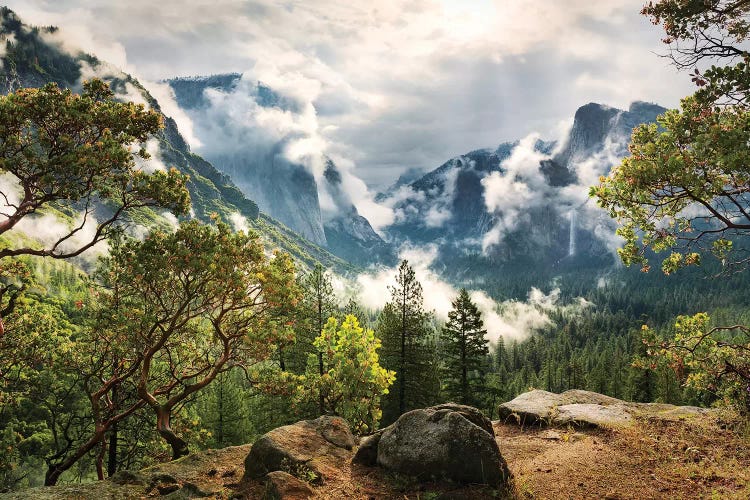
[243,416,356,482]
[360,403,511,487]
[498,390,711,428]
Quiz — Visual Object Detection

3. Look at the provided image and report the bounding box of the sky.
[5,0,694,188]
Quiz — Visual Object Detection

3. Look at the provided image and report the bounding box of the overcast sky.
[7,0,695,187]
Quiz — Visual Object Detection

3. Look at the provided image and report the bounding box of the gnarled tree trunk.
[156,407,189,460]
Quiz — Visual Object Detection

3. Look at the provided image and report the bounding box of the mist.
[338,244,592,343]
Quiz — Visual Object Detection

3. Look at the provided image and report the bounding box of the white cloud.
[4,0,693,193]
[229,211,250,233]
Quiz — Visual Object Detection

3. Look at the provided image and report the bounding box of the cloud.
[480,134,552,251]
[348,243,592,342]
[5,0,694,198]
[229,211,250,233]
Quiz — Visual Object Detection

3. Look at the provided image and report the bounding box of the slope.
[0,8,353,273]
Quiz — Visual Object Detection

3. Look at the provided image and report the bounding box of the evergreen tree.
[377,260,438,424]
[303,264,337,414]
[439,289,489,406]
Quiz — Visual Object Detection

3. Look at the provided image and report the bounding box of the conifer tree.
[377,260,438,424]
[440,289,489,406]
[298,264,337,414]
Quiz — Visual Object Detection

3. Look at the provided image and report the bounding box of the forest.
[2,0,750,497]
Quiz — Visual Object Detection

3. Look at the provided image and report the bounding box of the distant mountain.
[167,73,394,266]
[0,8,352,273]
[321,159,395,266]
[377,101,666,282]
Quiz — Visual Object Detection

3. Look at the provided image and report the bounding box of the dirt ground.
[239,411,750,499]
[9,412,747,499]
[496,414,750,500]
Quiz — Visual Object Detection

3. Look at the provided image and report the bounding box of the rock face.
[498,390,711,428]
[371,403,511,486]
[243,416,356,482]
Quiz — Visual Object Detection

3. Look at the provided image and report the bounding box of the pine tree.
[296,264,338,414]
[377,260,438,424]
[439,289,489,406]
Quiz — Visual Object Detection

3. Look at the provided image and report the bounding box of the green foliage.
[0,79,190,260]
[377,260,440,425]
[299,315,395,433]
[440,289,489,407]
[591,0,750,413]
[639,314,750,412]
[592,98,750,273]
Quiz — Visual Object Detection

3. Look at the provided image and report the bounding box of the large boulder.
[374,403,510,486]
[244,416,356,482]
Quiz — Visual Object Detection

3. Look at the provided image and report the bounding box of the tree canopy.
[593,2,750,273]
[593,1,750,414]
[0,79,190,260]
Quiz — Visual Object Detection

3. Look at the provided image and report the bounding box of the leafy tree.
[592,0,750,412]
[299,315,395,433]
[43,220,300,485]
[439,289,489,406]
[593,2,750,274]
[591,100,750,273]
[0,79,190,261]
[640,315,750,410]
[377,260,439,424]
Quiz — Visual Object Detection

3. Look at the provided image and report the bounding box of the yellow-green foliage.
[299,315,395,433]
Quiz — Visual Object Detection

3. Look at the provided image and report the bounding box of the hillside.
[167,74,395,267]
[0,8,353,274]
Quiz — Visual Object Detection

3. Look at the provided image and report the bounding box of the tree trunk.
[107,422,118,477]
[107,382,119,477]
[156,407,189,460]
[45,432,105,486]
[96,437,106,480]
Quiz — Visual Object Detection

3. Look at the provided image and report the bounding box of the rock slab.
[498,390,711,428]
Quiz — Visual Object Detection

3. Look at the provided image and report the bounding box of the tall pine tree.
[440,289,489,406]
[377,260,438,424]
[299,264,338,415]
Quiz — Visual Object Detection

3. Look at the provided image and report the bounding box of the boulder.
[263,471,315,499]
[497,390,564,425]
[375,403,510,486]
[244,416,356,482]
[498,389,626,426]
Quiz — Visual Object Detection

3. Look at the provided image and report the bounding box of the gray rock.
[376,404,510,486]
[555,404,633,428]
[352,430,383,467]
[263,470,315,499]
[243,416,355,481]
[497,390,565,425]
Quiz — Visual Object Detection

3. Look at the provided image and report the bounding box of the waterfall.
[568,209,576,256]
